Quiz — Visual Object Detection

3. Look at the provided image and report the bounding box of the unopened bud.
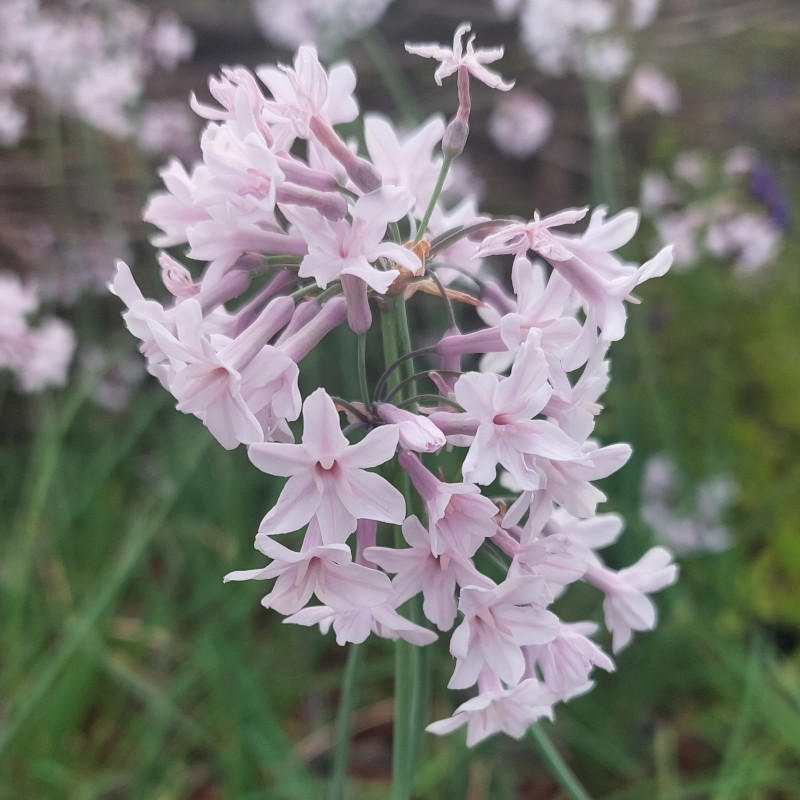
[377,403,447,453]
[442,117,469,159]
[341,274,372,334]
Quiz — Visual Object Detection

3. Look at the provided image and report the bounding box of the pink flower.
[477,207,589,261]
[449,576,559,689]
[224,521,391,614]
[547,207,673,341]
[506,534,587,592]
[496,256,582,380]
[364,113,446,216]
[399,451,499,558]
[624,65,680,116]
[525,621,614,696]
[427,672,556,746]
[535,440,633,518]
[543,343,610,438]
[285,187,421,294]
[586,547,678,652]
[478,207,674,342]
[365,516,484,630]
[110,260,174,375]
[147,13,195,71]
[18,319,74,391]
[285,598,437,646]
[257,46,381,191]
[148,298,299,448]
[250,388,405,543]
[258,46,359,137]
[142,159,210,248]
[406,22,515,91]
[454,333,582,490]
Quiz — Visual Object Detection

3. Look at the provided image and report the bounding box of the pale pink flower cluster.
[491,0,662,82]
[116,25,677,745]
[488,89,554,159]
[0,272,75,392]
[641,455,736,555]
[642,148,784,274]
[252,0,394,52]
[623,64,680,115]
[0,0,194,146]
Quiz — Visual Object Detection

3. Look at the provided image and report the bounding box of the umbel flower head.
[114,23,677,746]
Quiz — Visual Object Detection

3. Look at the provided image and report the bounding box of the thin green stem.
[529,724,593,800]
[393,295,417,397]
[373,344,437,403]
[584,76,619,211]
[428,219,516,258]
[396,394,462,412]
[383,370,462,406]
[290,283,319,302]
[328,642,364,800]
[330,396,369,423]
[360,30,423,127]
[357,334,371,408]
[380,304,402,398]
[391,635,415,800]
[265,255,302,267]
[413,155,453,247]
[426,266,458,330]
[315,283,344,305]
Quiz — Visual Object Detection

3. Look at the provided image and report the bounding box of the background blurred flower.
[488,89,554,159]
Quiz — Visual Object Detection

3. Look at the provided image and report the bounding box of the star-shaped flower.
[249,388,405,543]
[406,22,515,91]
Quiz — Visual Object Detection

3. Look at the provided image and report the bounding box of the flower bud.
[442,117,469,159]
[377,404,447,453]
[341,275,372,334]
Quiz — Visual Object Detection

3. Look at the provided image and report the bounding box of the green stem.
[380,304,402,397]
[413,155,453,247]
[360,30,423,127]
[380,294,417,396]
[329,642,364,800]
[393,296,417,397]
[379,296,428,800]
[373,345,437,404]
[383,370,462,406]
[426,266,458,330]
[392,634,415,800]
[290,282,319,302]
[397,394,462,411]
[357,334,371,408]
[584,76,619,211]
[428,219,515,259]
[529,724,593,800]
[330,396,369,423]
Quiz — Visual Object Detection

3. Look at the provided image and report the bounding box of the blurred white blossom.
[252,0,394,51]
[641,454,736,555]
[624,65,680,115]
[489,90,554,159]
